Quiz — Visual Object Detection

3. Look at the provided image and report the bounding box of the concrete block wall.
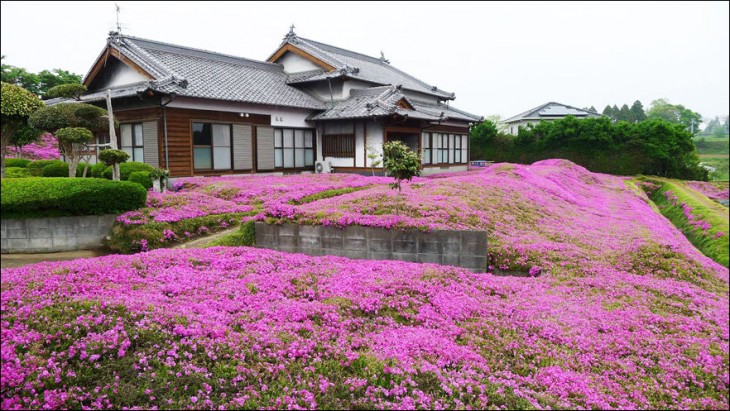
[1,215,117,253]
[255,222,487,272]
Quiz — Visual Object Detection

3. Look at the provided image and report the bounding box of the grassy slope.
[644,177,729,267]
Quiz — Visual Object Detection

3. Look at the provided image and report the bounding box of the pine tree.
[619,104,631,122]
[602,105,615,121]
[630,100,646,123]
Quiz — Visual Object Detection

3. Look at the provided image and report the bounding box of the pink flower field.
[4,133,60,160]
[3,160,729,409]
[686,181,730,201]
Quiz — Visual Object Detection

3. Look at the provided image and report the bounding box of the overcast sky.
[2,1,728,121]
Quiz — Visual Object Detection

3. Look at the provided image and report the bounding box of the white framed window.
[275,128,315,168]
[121,123,144,162]
[193,122,232,170]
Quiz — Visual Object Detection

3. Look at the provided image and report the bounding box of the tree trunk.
[106,90,120,181]
[68,153,79,178]
[1,137,8,178]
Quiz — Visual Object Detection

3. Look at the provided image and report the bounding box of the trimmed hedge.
[42,162,69,177]
[4,158,32,168]
[27,159,65,176]
[128,171,152,190]
[91,162,108,178]
[5,167,31,178]
[1,178,147,219]
[103,162,154,180]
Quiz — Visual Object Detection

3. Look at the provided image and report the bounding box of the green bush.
[1,178,147,219]
[98,149,130,166]
[103,162,154,180]
[76,162,92,177]
[4,158,32,168]
[27,159,65,176]
[128,171,152,190]
[471,116,707,180]
[4,167,31,178]
[41,161,69,177]
[206,220,255,247]
[91,162,109,178]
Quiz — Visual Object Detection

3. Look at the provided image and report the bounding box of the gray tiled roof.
[86,35,325,110]
[310,85,480,122]
[504,102,600,123]
[274,35,456,100]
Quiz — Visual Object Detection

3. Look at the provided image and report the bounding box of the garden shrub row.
[5,158,156,190]
[1,178,147,219]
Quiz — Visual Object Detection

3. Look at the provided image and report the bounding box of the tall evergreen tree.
[629,100,646,123]
[619,104,632,122]
[602,105,615,120]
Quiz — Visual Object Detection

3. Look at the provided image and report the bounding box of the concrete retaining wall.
[255,222,487,272]
[1,215,117,253]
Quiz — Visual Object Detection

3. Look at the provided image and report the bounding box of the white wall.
[364,120,384,168]
[96,63,148,89]
[343,79,376,97]
[507,120,540,135]
[300,80,345,101]
[167,97,315,128]
[277,52,322,73]
[420,165,468,176]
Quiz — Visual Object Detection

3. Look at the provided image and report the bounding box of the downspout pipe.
[160,94,176,170]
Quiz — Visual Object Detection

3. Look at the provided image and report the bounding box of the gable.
[268,43,336,72]
[84,47,154,90]
[276,51,324,74]
[396,97,413,110]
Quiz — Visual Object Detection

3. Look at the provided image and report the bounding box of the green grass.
[643,178,729,267]
[694,137,729,181]
[206,220,255,247]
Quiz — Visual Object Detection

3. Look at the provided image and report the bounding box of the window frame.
[192,122,233,171]
[322,133,355,158]
[120,123,144,162]
[274,127,316,169]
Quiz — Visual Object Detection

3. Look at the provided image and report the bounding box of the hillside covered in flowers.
[2,160,728,409]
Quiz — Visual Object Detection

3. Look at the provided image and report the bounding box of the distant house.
[63,28,481,177]
[503,102,600,135]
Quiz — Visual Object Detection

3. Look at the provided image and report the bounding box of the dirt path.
[170,226,241,249]
[1,249,112,269]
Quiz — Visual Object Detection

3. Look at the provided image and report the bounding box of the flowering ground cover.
[2,246,728,410]
[686,180,730,201]
[3,160,729,409]
[110,174,387,253]
[4,133,60,160]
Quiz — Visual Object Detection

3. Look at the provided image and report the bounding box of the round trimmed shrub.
[91,162,109,178]
[1,177,147,219]
[103,161,154,180]
[4,158,32,168]
[42,162,69,177]
[5,167,31,178]
[98,149,130,166]
[27,159,65,176]
[128,171,152,190]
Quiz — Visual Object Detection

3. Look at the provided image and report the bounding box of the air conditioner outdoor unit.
[315,161,332,174]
